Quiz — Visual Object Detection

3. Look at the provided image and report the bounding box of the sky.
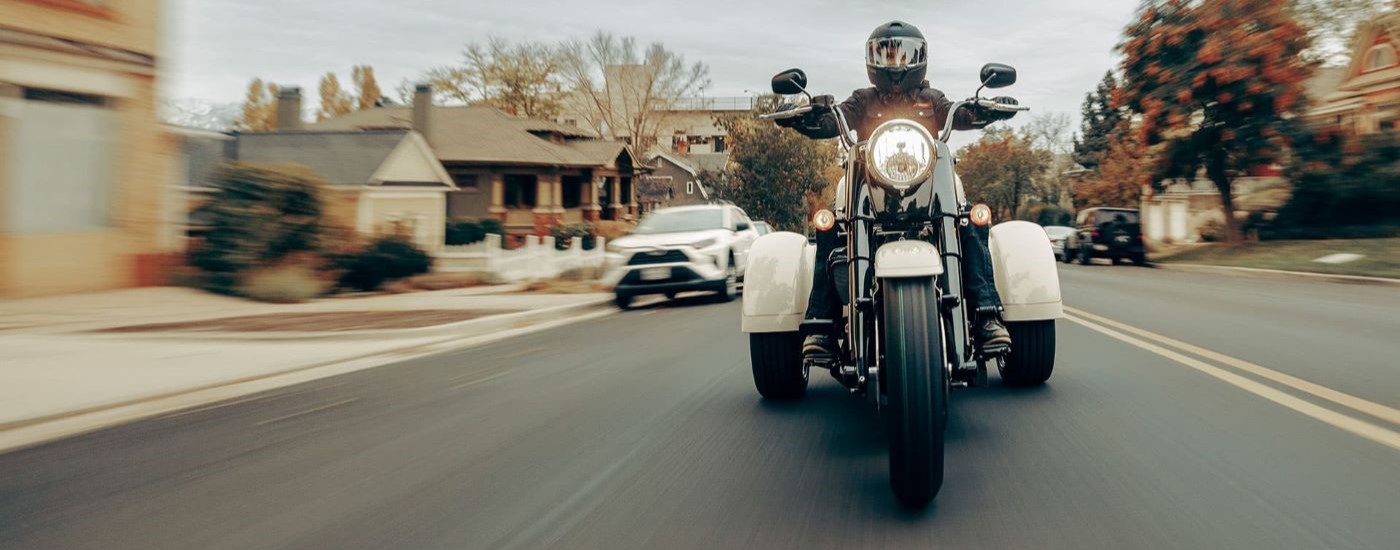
[165,0,1143,146]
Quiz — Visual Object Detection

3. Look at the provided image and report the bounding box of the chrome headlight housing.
[865,119,935,189]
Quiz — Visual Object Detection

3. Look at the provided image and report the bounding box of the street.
[1,265,1398,549]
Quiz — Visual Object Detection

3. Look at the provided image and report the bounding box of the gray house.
[639,152,721,212]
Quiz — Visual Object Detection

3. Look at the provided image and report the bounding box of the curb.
[1154,263,1400,286]
[106,296,614,341]
[0,300,620,453]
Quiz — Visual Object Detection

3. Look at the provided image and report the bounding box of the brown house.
[307,86,645,236]
[0,0,176,296]
[1309,12,1400,133]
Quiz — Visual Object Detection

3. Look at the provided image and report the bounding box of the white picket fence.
[435,234,607,282]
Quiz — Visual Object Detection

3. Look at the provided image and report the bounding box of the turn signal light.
[969,204,992,227]
[812,209,836,231]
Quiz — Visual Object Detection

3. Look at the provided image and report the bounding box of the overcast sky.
[165,0,1142,144]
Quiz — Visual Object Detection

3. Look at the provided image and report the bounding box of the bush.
[1198,218,1226,242]
[445,219,485,245]
[190,163,327,295]
[550,222,595,250]
[592,220,635,240]
[333,236,432,292]
[1278,129,1400,232]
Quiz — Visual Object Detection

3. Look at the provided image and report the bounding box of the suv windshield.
[635,209,725,234]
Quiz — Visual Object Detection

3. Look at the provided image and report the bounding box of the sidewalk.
[0,285,614,440]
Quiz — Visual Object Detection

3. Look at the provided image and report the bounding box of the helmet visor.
[866,37,927,68]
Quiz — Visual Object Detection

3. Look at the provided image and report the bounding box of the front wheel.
[714,254,738,302]
[998,320,1056,386]
[882,277,946,507]
[749,332,807,400]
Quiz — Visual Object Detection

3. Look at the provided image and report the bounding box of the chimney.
[412,83,432,139]
[275,86,303,131]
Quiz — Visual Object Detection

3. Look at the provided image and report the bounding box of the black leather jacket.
[782,81,1006,140]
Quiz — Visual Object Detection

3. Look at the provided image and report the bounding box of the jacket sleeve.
[790,90,866,140]
[932,93,986,132]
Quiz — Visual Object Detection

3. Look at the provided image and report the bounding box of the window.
[686,180,695,195]
[4,88,117,233]
[564,119,578,127]
[503,175,537,209]
[562,177,583,208]
[1365,44,1397,72]
[713,136,727,153]
[448,171,480,191]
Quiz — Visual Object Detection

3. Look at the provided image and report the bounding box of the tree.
[351,65,383,109]
[957,127,1053,221]
[1073,122,1150,209]
[235,78,278,132]
[1022,112,1076,206]
[411,37,567,117]
[561,32,710,152]
[317,72,353,122]
[1277,127,1400,229]
[1291,0,1394,65]
[1118,0,1313,242]
[707,101,835,232]
[1072,72,1123,172]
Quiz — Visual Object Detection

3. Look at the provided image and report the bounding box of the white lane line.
[1063,313,1400,452]
[1065,306,1400,426]
[448,371,512,391]
[252,397,361,427]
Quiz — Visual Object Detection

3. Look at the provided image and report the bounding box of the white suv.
[603,204,760,309]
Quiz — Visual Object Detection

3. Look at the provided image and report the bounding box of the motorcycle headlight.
[865,119,935,189]
[690,238,718,249]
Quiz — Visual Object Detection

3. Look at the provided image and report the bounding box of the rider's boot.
[803,334,834,357]
[975,316,1012,350]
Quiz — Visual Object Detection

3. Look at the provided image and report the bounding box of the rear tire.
[749,332,807,400]
[614,292,633,310]
[999,320,1056,386]
[883,277,946,508]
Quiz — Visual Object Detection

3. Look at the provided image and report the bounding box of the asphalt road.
[2,264,1398,549]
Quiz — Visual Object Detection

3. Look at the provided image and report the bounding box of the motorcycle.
[740,63,1064,507]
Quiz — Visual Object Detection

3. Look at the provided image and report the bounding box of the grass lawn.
[1153,238,1400,279]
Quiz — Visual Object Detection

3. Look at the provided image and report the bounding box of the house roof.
[683,153,730,174]
[1306,67,1347,104]
[230,130,410,186]
[306,104,632,168]
[649,151,699,176]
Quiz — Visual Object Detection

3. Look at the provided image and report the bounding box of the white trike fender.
[989,221,1064,321]
[741,232,815,333]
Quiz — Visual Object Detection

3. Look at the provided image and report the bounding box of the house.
[0,0,177,297]
[1309,12,1400,133]
[638,152,716,212]
[307,86,644,236]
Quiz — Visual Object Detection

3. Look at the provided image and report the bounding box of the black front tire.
[714,255,738,303]
[883,278,946,508]
[999,320,1056,386]
[614,292,633,310]
[749,332,807,400]
[1077,247,1092,265]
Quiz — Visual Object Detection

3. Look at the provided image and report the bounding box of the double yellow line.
[1062,306,1400,452]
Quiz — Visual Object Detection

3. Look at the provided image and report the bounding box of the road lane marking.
[448,370,512,391]
[1063,313,1400,452]
[1065,306,1400,426]
[252,397,361,427]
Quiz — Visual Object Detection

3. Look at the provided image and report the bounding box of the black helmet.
[866,21,927,94]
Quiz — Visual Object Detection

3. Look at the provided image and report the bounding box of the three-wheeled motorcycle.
[741,63,1064,507]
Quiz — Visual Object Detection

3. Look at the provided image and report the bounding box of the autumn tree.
[1291,0,1394,64]
[1072,71,1123,172]
[561,32,710,153]
[411,37,567,117]
[1073,122,1150,209]
[235,78,278,132]
[351,65,383,110]
[317,72,353,122]
[1118,0,1313,242]
[957,127,1053,222]
[708,101,834,232]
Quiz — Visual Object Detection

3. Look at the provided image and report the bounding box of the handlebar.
[758,105,814,121]
[974,98,1031,112]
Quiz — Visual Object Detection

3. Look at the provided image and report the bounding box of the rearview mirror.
[737,221,751,232]
[979,63,1017,89]
[771,68,808,96]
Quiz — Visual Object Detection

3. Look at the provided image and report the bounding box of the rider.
[774,20,1015,358]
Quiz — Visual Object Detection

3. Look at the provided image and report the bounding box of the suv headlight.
[866,119,935,189]
[605,241,627,254]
